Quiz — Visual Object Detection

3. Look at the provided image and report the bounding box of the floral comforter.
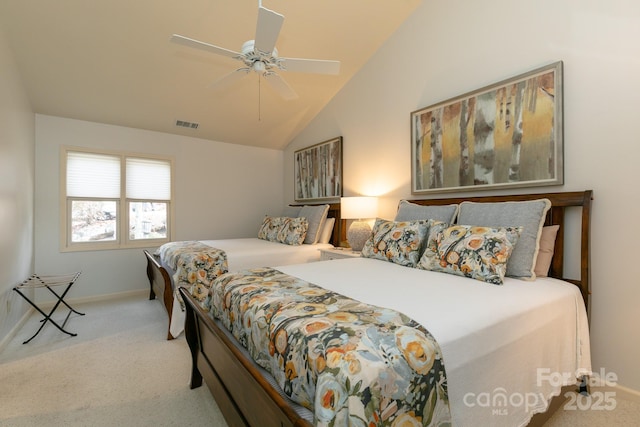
[206,267,451,426]
[155,241,228,303]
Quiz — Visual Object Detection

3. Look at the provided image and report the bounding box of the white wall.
[35,115,284,300]
[0,25,35,342]
[285,0,640,393]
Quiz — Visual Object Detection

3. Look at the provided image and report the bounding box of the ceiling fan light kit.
[241,41,278,73]
[170,2,340,101]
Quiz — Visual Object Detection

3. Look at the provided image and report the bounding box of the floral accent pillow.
[276,216,309,245]
[258,216,283,241]
[258,216,308,245]
[417,224,522,285]
[361,218,433,267]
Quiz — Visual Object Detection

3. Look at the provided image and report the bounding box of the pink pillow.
[534,225,559,277]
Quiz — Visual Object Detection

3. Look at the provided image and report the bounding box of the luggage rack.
[13,272,85,344]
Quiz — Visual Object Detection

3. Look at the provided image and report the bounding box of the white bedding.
[168,238,333,337]
[276,257,591,427]
[198,238,333,270]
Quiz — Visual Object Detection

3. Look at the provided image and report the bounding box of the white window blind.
[126,157,171,200]
[67,152,120,198]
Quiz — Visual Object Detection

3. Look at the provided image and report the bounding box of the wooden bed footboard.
[180,287,313,427]
[144,249,175,340]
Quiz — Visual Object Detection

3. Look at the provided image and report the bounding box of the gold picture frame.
[411,61,563,194]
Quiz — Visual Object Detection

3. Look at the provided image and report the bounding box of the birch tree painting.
[294,137,342,201]
[411,62,563,194]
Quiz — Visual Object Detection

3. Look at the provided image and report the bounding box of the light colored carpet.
[542,391,640,426]
[0,294,227,427]
[1,294,639,426]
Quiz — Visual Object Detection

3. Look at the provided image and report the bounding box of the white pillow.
[318,217,335,244]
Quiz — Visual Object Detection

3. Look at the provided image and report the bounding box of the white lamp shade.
[340,196,378,219]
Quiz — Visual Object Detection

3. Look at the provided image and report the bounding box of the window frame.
[61,146,174,252]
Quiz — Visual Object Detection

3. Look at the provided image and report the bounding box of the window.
[62,148,173,251]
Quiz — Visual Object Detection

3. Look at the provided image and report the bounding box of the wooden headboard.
[405,191,593,314]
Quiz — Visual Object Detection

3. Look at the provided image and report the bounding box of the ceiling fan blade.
[279,57,341,75]
[170,34,240,58]
[264,73,298,100]
[208,68,250,89]
[254,6,284,54]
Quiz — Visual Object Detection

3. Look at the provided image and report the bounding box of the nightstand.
[319,247,362,261]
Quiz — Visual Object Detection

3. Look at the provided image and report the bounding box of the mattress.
[273,257,591,427]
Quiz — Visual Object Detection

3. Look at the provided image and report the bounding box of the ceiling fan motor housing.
[241,40,281,73]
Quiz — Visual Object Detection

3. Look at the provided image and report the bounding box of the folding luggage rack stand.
[13,271,85,344]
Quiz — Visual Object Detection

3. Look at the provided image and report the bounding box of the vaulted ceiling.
[0,0,421,149]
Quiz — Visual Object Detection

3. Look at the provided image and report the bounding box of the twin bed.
[168,190,592,427]
[144,203,342,339]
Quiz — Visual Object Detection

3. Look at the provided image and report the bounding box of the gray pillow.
[282,205,302,218]
[394,200,458,224]
[457,199,551,280]
[299,204,330,244]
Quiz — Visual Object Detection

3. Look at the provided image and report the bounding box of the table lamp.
[340,196,378,252]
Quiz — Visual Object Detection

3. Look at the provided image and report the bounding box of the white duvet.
[198,238,333,271]
[277,257,591,427]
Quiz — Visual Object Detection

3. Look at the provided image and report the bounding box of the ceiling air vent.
[175,120,199,129]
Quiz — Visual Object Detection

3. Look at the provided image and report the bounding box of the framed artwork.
[411,61,563,194]
[294,136,343,201]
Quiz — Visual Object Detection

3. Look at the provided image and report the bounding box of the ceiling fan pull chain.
[258,75,262,122]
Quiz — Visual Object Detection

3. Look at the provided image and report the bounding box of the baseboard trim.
[0,307,34,353]
[0,289,150,352]
[36,288,149,310]
[595,383,640,403]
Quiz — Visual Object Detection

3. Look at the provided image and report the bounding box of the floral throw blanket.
[155,241,228,303]
[206,267,451,426]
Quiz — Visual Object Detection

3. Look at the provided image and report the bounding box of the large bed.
[179,191,592,427]
[145,202,342,339]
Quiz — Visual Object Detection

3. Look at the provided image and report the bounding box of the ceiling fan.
[170,1,340,100]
